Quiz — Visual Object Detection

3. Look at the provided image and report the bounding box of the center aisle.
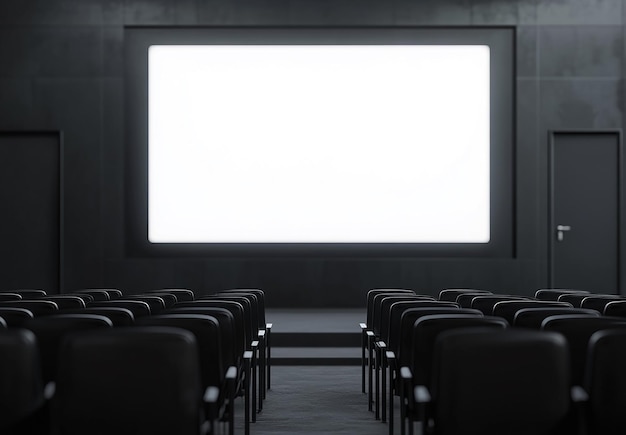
[236,366,391,435]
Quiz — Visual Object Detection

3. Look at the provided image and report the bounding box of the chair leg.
[259,334,266,409]
[389,366,394,435]
[266,324,272,391]
[361,328,366,394]
[375,345,380,420]
[252,349,258,423]
[382,353,387,423]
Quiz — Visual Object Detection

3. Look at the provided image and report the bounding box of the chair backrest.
[60,307,135,327]
[513,307,600,328]
[135,314,225,389]
[558,292,594,307]
[73,289,110,301]
[366,289,415,326]
[77,289,123,300]
[541,315,626,385]
[438,289,491,302]
[456,292,496,308]
[175,300,246,359]
[10,289,47,298]
[0,300,58,316]
[387,301,459,352]
[216,292,260,332]
[470,295,528,315]
[166,307,237,368]
[580,295,624,313]
[222,289,266,326]
[24,314,113,383]
[64,293,94,304]
[603,300,626,317]
[492,300,572,325]
[200,296,254,348]
[0,329,44,429]
[88,300,151,317]
[411,314,508,387]
[52,327,202,435]
[0,308,33,327]
[39,295,86,310]
[585,329,626,435]
[377,295,426,339]
[432,328,571,435]
[398,307,482,366]
[137,292,177,308]
[147,289,195,302]
[118,296,166,314]
[535,288,589,301]
[0,293,22,301]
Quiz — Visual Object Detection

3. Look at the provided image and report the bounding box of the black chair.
[119,295,166,313]
[558,293,598,308]
[88,300,151,318]
[72,289,110,301]
[359,289,416,397]
[535,288,589,301]
[541,315,626,386]
[38,296,86,310]
[580,295,624,313]
[0,308,34,327]
[173,299,253,432]
[371,295,437,421]
[62,293,94,304]
[456,292,497,308]
[513,307,600,329]
[0,300,58,316]
[401,316,508,435]
[23,314,114,385]
[146,288,195,301]
[437,289,491,302]
[51,327,208,435]
[9,290,47,298]
[221,289,272,391]
[492,300,573,325]
[60,307,135,327]
[136,314,237,435]
[384,307,481,432]
[76,288,124,300]
[584,329,626,435]
[0,293,22,301]
[214,292,266,404]
[469,295,528,315]
[0,329,46,434]
[409,328,572,435]
[603,300,626,317]
[136,292,177,308]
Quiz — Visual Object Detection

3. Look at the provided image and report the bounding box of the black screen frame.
[125,26,515,258]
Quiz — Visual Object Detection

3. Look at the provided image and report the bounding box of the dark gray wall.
[0,0,623,306]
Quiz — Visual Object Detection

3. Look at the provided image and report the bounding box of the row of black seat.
[0,288,271,435]
[360,288,626,435]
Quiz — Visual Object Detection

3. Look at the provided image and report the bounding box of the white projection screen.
[148,45,489,244]
[125,27,514,256]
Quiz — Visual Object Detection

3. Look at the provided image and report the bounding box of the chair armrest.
[359,322,367,330]
[44,382,56,400]
[244,351,253,360]
[258,330,266,339]
[400,366,413,381]
[571,386,589,403]
[225,366,237,380]
[203,386,220,404]
[386,351,396,361]
[266,323,273,330]
[251,340,259,350]
[375,341,387,350]
[414,385,431,404]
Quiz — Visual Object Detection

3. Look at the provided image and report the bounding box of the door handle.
[556,225,572,241]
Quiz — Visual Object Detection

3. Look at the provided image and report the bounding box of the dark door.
[549,131,621,293]
[0,132,62,292]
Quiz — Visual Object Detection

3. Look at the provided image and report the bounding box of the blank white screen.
[148,44,490,243]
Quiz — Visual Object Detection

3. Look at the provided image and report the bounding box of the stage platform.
[266,309,364,365]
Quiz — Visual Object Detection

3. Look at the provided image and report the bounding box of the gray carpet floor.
[233,365,397,435]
